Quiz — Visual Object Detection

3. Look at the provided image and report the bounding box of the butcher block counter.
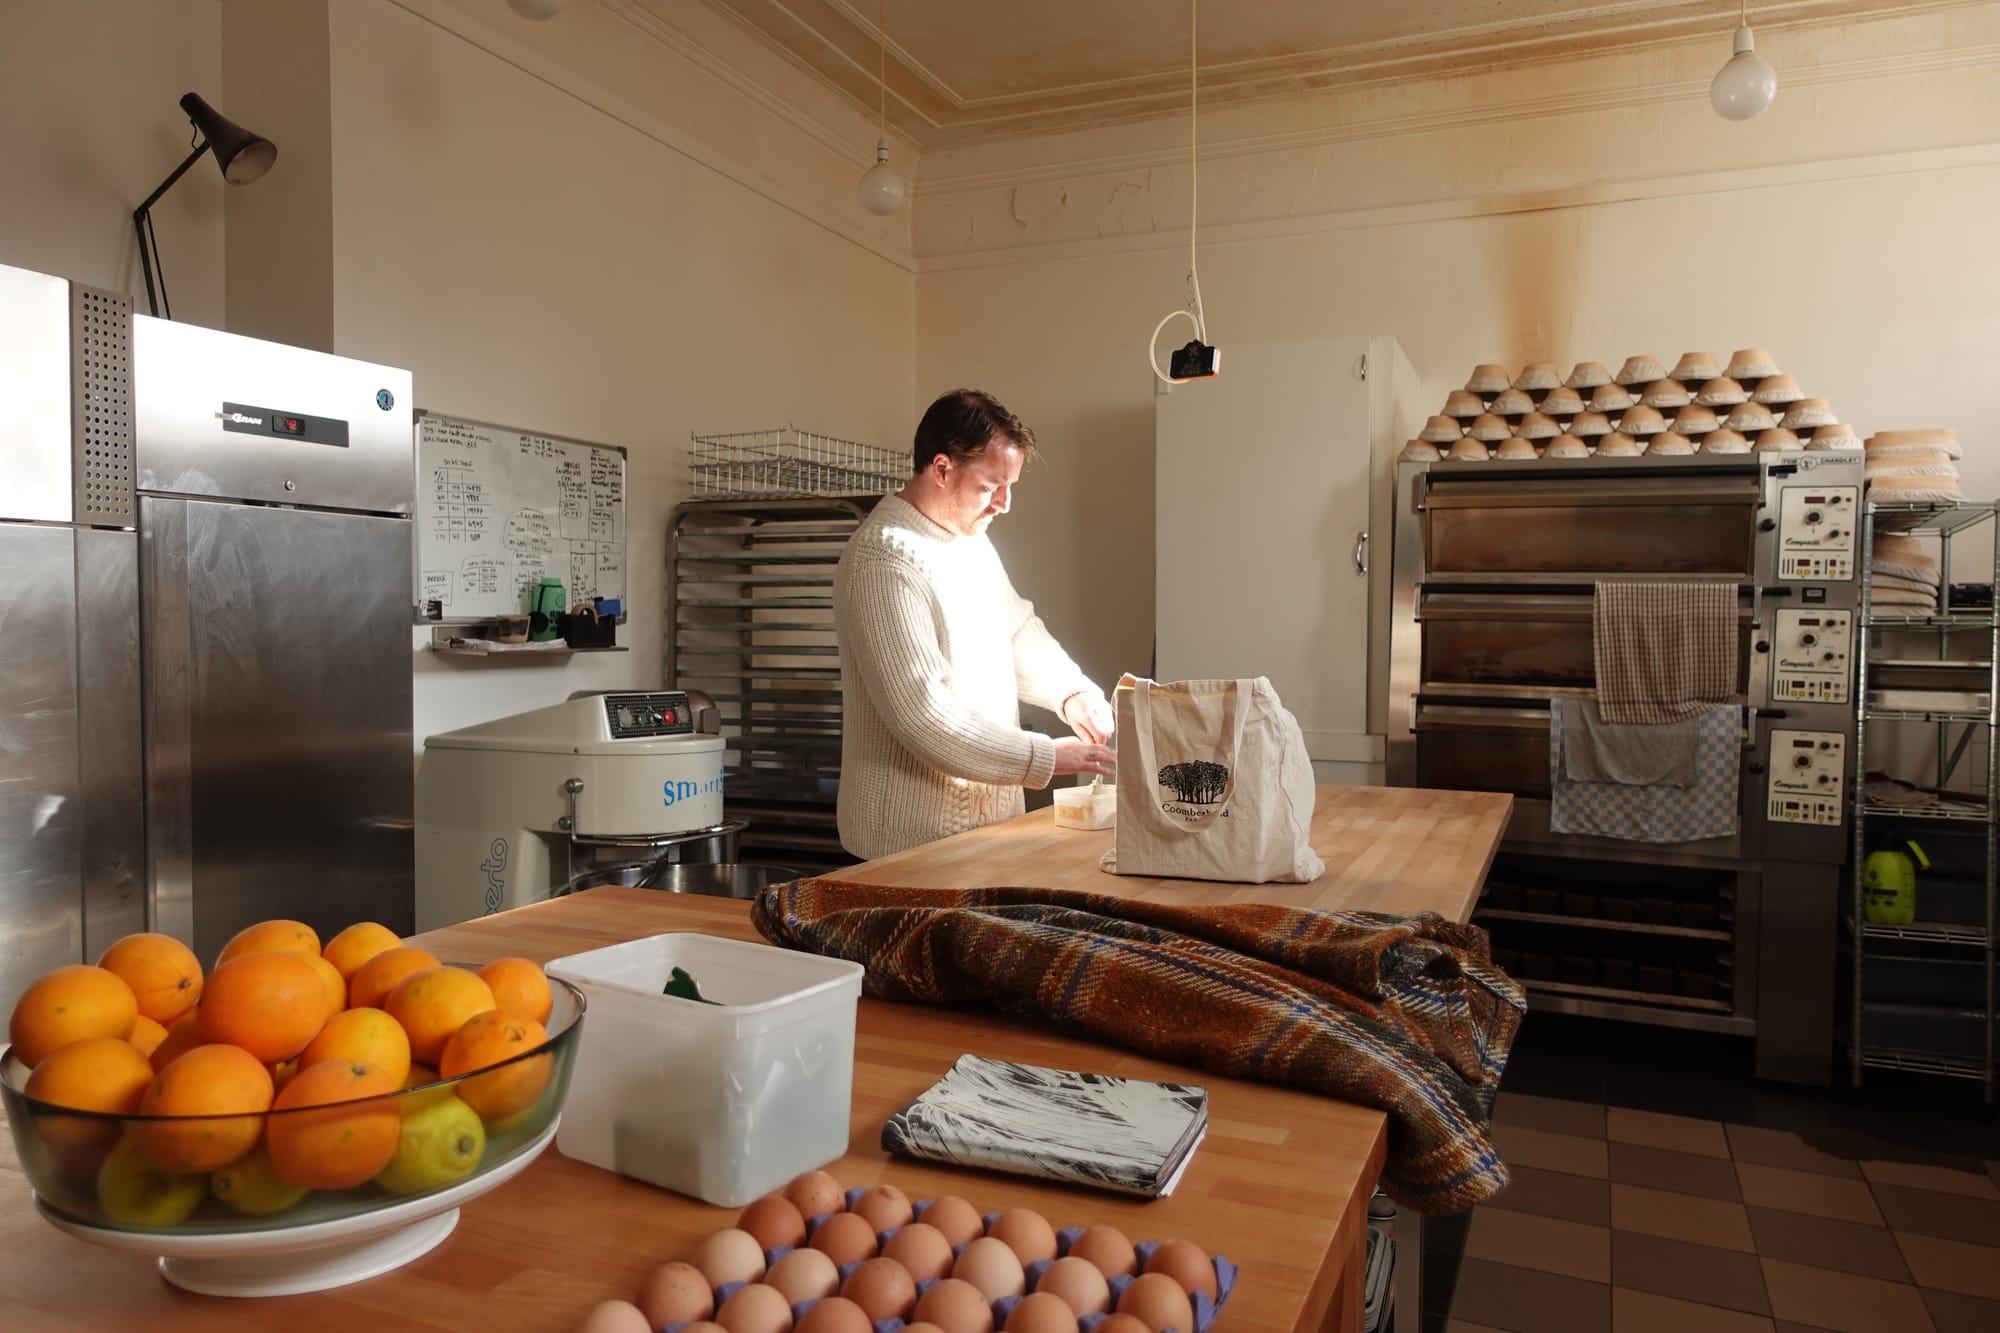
[0,785,1509,1332]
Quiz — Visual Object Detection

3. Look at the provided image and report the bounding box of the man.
[833,389,1116,860]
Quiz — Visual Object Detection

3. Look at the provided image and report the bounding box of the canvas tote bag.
[1100,675,1325,884]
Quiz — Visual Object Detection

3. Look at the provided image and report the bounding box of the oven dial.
[1794,753,1815,769]
[1804,510,1824,525]
[1799,632,1818,647]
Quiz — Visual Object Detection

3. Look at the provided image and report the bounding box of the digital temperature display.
[271,415,306,436]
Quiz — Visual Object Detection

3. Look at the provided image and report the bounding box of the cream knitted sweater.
[834,496,1098,860]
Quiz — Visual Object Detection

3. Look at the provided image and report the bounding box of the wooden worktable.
[0,786,1508,1333]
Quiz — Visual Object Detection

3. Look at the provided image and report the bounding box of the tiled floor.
[1418,1014,2000,1332]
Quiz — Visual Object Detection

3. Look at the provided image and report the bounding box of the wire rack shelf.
[688,426,907,500]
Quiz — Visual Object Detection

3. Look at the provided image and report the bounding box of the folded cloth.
[1593,581,1739,723]
[1869,573,1940,600]
[750,880,1525,1214]
[1561,697,1698,787]
[1550,702,1741,843]
[1868,587,1941,607]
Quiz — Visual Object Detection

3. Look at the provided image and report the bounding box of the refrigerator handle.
[1353,530,1369,577]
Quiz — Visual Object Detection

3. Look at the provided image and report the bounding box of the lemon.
[210,1145,310,1216]
[95,1132,205,1228]
[374,1093,486,1195]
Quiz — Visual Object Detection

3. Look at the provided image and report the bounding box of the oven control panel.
[1769,609,1853,703]
[1766,728,1846,825]
[1776,485,1859,580]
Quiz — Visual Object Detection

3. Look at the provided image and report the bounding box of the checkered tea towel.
[1550,700,1741,843]
[1593,581,1738,723]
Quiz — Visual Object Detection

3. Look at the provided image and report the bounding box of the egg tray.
[667,1191,1238,1333]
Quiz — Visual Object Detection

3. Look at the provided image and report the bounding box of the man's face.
[931,439,1024,537]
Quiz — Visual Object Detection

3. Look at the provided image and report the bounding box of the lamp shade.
[858,143,905,216]
[180,93,275,184]
[1709,25,1776,121]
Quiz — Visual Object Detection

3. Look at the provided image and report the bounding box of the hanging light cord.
[1150,0,1209,383]
[877,0,887,145]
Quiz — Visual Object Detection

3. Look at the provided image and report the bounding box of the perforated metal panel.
[70,283,133,527]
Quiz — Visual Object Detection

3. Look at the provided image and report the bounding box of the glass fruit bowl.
[0,976,584,1296]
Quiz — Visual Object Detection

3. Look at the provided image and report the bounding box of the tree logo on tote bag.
[1158,760,1230,817]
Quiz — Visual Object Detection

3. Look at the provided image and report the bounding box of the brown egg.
[717,1284,795,1333]
[694,1228,769,1289]
[1117,1273,1194,1333]
[794,1297,873,1333]
[637,1260,716,1328]
[918,1194,985,1248]
[1143,1239,1217,1301]
[809,1210,880,1267]
[1067,1225,1137,1278]
[785,1168,846,1220]
[1096,1317,1151,1333]
[882,1221,955,1283]
[913,1277,997,1333]
[986,1210,1057,1266]
[840,1256,918,1321]
[739,1195,809,1252]
[905,1325,949,1333]
[1034,1256,1110,1317]
[576,1300,653,1333]
[765,1246,842,1304]
[1003,1292,1079,1333]
[952,1236,1027,1302]
[849,1183,914,1232]
[683,1324,732,1333]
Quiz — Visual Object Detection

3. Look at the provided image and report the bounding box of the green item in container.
[663,965,721,1004]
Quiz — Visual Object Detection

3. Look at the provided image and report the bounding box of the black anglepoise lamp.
[133,92,277,319]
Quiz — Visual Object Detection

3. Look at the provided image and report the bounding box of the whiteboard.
[413,411,627,623]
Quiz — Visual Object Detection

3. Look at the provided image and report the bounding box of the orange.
[298,953,347,1015]
[301,1007,411,1087]
[128,1015,169,1058]
[137,1043,274,1173]
[439,1010,551,1121]
[322,921,403,983]
[8,964,139,1068]
[385,967,496,1066]
[148,1012,204,1074]
[95,933,203,1024]
[347,946,441,1013]
[217,919,320,966]
[479,957,554,1025]
[265,1059,401,1190]
[197,951,330,1063]
[25,1036,158,1175]
[399,1061,453,1113]
[269,1057,300,1091]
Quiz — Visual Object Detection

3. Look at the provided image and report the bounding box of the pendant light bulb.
[1710,20,1776,121]
[858,142,906,215]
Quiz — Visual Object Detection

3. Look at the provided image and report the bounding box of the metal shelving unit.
[1847,498,1999,1100]
[666,495,883,873]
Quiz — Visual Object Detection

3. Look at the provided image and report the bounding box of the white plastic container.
[544,933,864,1206]
[1053,784,1117,830]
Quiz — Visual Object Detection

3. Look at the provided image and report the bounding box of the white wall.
[0,0,225,324]
[320,1,915,753]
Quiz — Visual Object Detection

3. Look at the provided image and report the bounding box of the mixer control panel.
[1769,609,1853,703]
[1766,728,1846,825]
[1777,485,1859,581]
[603,692,695,738]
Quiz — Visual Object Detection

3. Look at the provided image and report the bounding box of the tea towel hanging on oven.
[1593,581,1738,723]
[1101,675,1324,884]
[1549,699,1741,843]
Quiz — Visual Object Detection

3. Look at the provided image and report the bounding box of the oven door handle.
[1411,703,1551,734]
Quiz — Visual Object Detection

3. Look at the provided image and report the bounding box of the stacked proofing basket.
[1402,349,1861,462]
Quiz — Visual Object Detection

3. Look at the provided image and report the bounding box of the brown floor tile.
[1613,1288,1776,1333]
[1492,1090,1607,1140]
[1897,1233,2000,1300]
[1745,1205,1911,1283]
[1606,1106,1731,1159]
[1612,1182,1756,1252]
[1492,1122,1609,1180]
[1612,1231,1772,1316]
[1988,1161,2000,1191]
[1609,1140,1744,1201]
[1726,1123,1865,1180]
[1450,1208,1611,1283]
[1442,1322,1511,1333]
[1737,1162,1885,1225]
[1921,1287,2000,1333]
[1484,1163,1612,1227]
[1435,1256,1611,1333]
[1873,1182,2000,1247]
[1861,1160,2000,1201]
[1760,1257,1936,1333]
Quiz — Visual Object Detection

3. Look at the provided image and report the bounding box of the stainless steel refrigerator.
[0,263,414,1012]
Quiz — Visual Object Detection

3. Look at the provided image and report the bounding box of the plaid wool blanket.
[749,880,1526,1213]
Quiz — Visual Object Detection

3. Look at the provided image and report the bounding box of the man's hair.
[912,389,1035,471]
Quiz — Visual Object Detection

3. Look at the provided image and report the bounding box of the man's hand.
[1053,738,1116,778]
[1060,691,1115,745]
